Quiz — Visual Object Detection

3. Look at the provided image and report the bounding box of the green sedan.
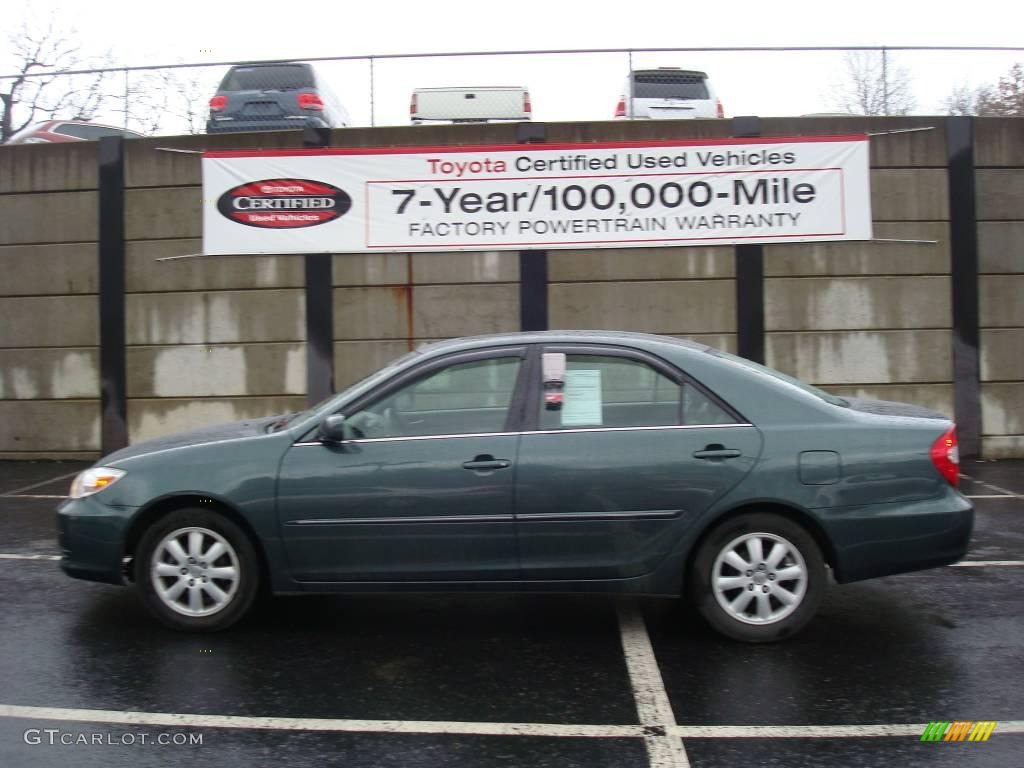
[58,331,972,642]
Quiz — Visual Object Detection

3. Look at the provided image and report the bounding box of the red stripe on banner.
[204,135,869,159]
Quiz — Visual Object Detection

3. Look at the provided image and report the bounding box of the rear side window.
[632,72,709,100]
[220,65,314,91]
[53,124,139,140]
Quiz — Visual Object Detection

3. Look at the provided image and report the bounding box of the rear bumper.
[819,492,974,583]
[56,496,136,585]
[206,116,330,134]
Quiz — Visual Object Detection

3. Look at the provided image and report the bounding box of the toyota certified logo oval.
[217,178,351,228]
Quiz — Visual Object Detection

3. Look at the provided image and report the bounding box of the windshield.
[710,351,849,407]
[269,347,423,431]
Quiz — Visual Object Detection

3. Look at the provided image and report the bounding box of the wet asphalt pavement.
[0,459,1022,767]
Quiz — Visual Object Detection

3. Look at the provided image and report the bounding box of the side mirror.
[319,414,349,443]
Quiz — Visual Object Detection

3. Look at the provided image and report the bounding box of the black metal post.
[946,116,981,457]
[303,126,335,406]
[98,136,128,454]
[732,116,765,363]
[517,122,549,331]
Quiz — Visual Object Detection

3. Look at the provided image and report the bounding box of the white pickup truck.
[411,86,532,124]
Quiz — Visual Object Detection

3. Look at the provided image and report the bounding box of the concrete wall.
[976,119,1024,458]
[0,117,1020,458]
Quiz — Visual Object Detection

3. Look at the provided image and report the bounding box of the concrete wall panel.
[765,277,951,331]
[0,243,98,296]
[412,284,519,339]
[550,280,735,334]
[981,436,1024,459]
[981,329,1024,382]
[127,240,304,292]
[334,253,410,286]
[980,275,1024,328]
[549,247,734,281]
[976,169,1024,221]
[334,340,413,390]
[975,118,1024,167]
[0,295,98,347]
[765,223,950,277]
[0,142,98,193]
[0,349,99,399]
[126,290,305,345]
[871,170,949,221]
[766,330,951,385]
[125,187,201,240]
[127,396,305,444]
[0,191,98,245]
[761,117,947,167]
[0,400,99,451]
[982,383,1024,437]
[127,343,305,398]
[334,287,409,340]
[978,222,1024,274]
[412,251,519,284]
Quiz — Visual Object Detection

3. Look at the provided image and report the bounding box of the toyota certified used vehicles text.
[207,61,351,134]
[58,332,972,642]
[5,120,144,144]
[615,68,724,119]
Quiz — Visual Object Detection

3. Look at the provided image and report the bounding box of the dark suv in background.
[206,61,352,134]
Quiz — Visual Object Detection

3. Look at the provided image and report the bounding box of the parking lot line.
[965,494,1016,499]
[950,560,1024,567]
[961,478,1024,500]
[0,554,61,561]
[673,721,1024,737]
[0,494,68,500]
[3,703,1019,741]
[0,472,78,497]
[0,703,643,738]
[617,602,690,768]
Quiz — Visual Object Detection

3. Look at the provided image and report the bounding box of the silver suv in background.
[207,62,352,134]
[615,68,724,120]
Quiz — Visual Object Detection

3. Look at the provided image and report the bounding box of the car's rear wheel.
[135,509,258,632]
[690,512,825,642]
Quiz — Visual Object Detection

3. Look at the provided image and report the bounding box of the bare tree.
[942,83,980,116]
[977,63,1024,116]
[1,15,113,141]
[832,50,915,116]
[108,66,214,136]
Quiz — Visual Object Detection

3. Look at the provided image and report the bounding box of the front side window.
[539,353,737,430]
[346,356,521,439]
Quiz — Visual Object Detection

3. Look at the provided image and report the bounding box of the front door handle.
[462,454,512,471]
[693,445,742,460]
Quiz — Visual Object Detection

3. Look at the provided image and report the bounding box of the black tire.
[135,508,259,632]
[689,512,825,643]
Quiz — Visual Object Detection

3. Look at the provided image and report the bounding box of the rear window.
[632,72,709,100]
[220,65,314,92]
[710,351,849,407]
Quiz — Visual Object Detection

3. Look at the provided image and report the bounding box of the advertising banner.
[202,136,871,254]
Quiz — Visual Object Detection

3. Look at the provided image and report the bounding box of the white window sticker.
[561,370,603,426]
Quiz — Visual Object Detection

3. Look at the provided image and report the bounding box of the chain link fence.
[2,46,1022,142]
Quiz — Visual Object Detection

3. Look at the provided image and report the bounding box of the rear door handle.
[693,447,742,460]
[462,454,511,471]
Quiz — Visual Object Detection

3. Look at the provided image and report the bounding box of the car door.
[277,347,528,582]
[514,345,762,580]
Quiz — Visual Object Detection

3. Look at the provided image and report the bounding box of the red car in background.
[4,120,144,144]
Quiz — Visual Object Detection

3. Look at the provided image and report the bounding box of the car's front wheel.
[690,512,825,642]
[135,509,259,632]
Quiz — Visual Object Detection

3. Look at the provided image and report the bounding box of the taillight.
[716,99,725,118]
[930,425,960,486]
[209,95,226,113]
[297,93,324,111]
[614,97,626,118]
[410,93,417,115]
[524,91,532,115]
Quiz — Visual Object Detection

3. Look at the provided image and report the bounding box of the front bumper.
[57,496,137,585]
[820,491,975,583]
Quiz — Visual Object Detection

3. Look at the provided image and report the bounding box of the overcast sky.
[5,0,1024,130]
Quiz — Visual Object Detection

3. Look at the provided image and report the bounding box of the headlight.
[70,467,126,498]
